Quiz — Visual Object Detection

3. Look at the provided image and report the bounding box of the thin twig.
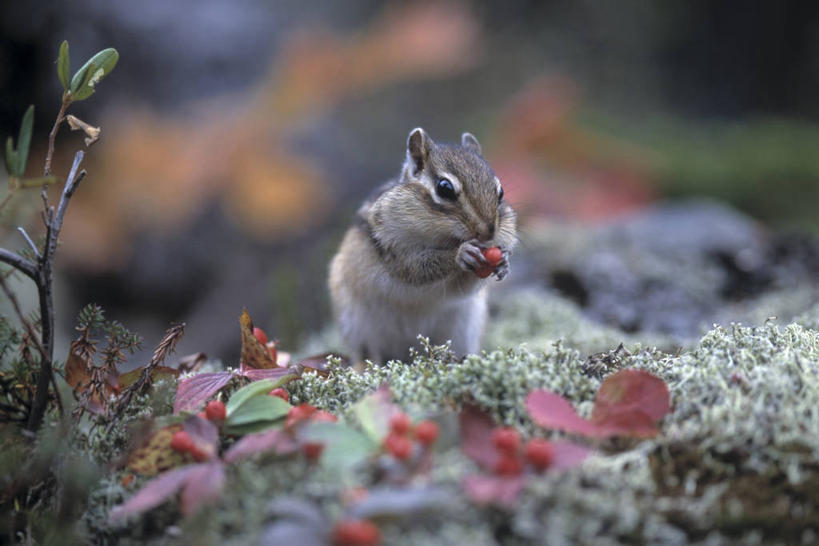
[17,227,41,260]
[44,98,70,177]
[0,248,37,280]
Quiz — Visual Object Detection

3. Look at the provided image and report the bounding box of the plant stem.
[27,150,85,431]
[44,96,70,177]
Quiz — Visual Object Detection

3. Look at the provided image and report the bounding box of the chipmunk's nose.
[476,223,495,242]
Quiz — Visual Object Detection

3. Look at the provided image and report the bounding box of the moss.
[76,299,819,544]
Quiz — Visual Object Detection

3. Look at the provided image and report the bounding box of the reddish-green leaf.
[458,404,501,470]
[223,428,298,463]
[174,372,233,414]
[108,464,201,523]
[180,462,225,515]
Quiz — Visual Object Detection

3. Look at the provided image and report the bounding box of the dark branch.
[0,249,37,280]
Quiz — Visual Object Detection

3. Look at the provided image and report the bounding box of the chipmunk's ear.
[407,127,433,175]
[461,132,482,155]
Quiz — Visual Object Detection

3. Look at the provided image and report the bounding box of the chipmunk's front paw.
[493,248,510,280]
[456,239,487,272]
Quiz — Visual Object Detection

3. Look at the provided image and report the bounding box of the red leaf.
[550,441,592,470]
[459,405,500,470]
[462,474,524,507]
[180,462,225,516]
[526,390,603,437]
[183,415,220,461]
[526,369,671,438]
[592,369,670,423]
[174,372,233,414]
[108,464,201,523]
[223,428,299,463]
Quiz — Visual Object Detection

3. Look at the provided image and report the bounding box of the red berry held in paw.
[389,412,412,436]
[414,420,440,447]
[253,326,268,345]
[269,387,289,402]
[483,246,503,267]
[205,400,226,422]
[492,427,521,454]
[525,439,555,471]
[474,246,502,278]
[170,430,194,453]
[332,519,381,546]
[384,433,413,461]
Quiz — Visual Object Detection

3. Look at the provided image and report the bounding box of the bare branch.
[0,248,37,280]
[17,227,41,260]
[53,151,86,235]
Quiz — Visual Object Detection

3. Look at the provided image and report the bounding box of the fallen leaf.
[126,424,189,476]
[118,365,179,390]
[350,385,401,444]
[183,415,220,461]
[239,309,277,369]
[526,369,671,438]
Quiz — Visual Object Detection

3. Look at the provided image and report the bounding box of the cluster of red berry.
[284,402,338,461]
[491,427,555,476]
[382,412,440,461]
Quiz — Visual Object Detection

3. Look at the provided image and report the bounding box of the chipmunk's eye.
[435,178,457,200]
[498,186,504,203]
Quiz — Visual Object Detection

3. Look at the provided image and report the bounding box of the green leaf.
[222,419,286,436]
[58,40,70,91]
[15,106,34,177]
[226,378,277,417]
[351,386,397,444]
[301,422,378,469]
[5,137,16,176]
[70,48,118,101]
[224,395,290,430]
[70,62,97,101]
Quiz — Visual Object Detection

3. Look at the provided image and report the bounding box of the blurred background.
[2,0,819,364]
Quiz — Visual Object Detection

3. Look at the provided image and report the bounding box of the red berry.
[474,265,493,279]
[205,400,226,422]
[389,412,412,436]
[266,341,278,363]
[189,445,209,462]
[483,246,503,267]
[494,454,524,476]
[253,326,268,345]
[492,427,521,455]
[269,388,289,402]
[312,410,338,423]
[525,439,555,472]
[384,433,413,461]
[286,403,317,429]
[302,442,324,462]
[332,519,381,546]
[170,430,194,453]
[414,420,440,447]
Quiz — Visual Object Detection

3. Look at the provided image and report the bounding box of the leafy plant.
[0,41,119,431]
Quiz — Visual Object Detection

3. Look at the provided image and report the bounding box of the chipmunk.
[329,128,517,364]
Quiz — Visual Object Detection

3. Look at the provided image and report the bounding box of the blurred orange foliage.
[59,2,479,271]
[489,77,657,221]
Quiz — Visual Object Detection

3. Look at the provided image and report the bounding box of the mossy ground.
[74,285,819,545]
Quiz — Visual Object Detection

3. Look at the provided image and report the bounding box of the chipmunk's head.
[400,127,505,243]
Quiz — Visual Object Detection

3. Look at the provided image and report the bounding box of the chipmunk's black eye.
[498,186,504,203]
[435,178,457,200]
